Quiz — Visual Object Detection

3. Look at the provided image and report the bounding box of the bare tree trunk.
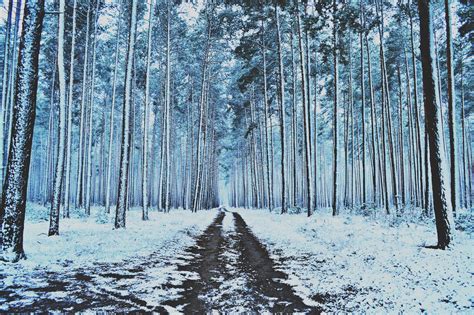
[164,0,172,213]
[75,5,91,209]
[365,34,377,206]
[261,21,273,211]
[332,0,339,216]
[460,60,468,208]
[142,0,154,220]
[409,3,424,208]
[85,0,100,216]
[290,28,297,208]
[115,0,138,228]
[295,1,313,216]
[48,0,67,236]
[444,0,457,216]
[360,2,366,207]
[418,0,453,249]
[276,4,288,214]
[397,64,406,206]
[192,16,212,212]
[0,0,45,262]
[0,0,14,184]
[63,0,77,219]
[105,3,122,214]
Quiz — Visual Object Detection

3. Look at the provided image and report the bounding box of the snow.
[0,205,218,310]
[233,207,474,313]
[4,206,217,269]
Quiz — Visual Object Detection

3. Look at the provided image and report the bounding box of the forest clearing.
[0,0,472,312]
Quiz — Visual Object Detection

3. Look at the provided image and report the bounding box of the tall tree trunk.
[192,17,211,212]
[418,0,453,249]
[261,21,273,212]
[142,0,154,220]
[5,0,22,166]
[164,0,172,213]
[360,2,366,207]
[332,0,339,216]
[115,0,138,228]
[75,5,91,209]
[397,64,406,206]
[0,0,14,184]
[377,0,398,213]
[48,0,67,236]
[460,60,468,208]
[276,4,288,214]
[105,3,122,214]
[0,0,45,262]
[290,28,297,208]
[409,3,424,208]
[63,0,77,219]
[85,0,100,216]
[365,35,377,206]
[445,0,457,216]
[295,1,313,216]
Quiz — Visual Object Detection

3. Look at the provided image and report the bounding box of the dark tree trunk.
[418,0,453,249]
[0,0,45,262]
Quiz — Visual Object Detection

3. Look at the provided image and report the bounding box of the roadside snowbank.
[234,208,473,313]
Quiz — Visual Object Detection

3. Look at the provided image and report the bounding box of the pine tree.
[0,0,45,262]
[115,0,138,228]
[418,0,453,249]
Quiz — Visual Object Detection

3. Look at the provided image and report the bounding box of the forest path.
[1,209,322,313]
[162,209,321,313]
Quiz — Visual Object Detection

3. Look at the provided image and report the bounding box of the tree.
[332,0,339,216]
[295,0,313,216]
[48,0,67,236]
[417,0,453,249]
[275,4,287,214]
[115,0,138,229]
[105,2,122,214]
[63,0,78,219]
[0,0,45,262]
[444,0,457,216]
[0,0,14,184]
[142,0,155,220]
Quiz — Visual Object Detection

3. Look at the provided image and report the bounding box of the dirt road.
[1,209,323,313]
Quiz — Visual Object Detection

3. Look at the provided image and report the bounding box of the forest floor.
[0,205,472,313]
[235,207,473,313]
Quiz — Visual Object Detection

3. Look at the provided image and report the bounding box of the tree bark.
[142,0,154,220]
[445,0,457,216]
[417,0,453,249]
[63,0,77,219]
[48,0,67,236]
[115,0,138,228]
[0,0,45,262]
[276,4,288,214]
[332,0,339,216]
[295,1,313,216]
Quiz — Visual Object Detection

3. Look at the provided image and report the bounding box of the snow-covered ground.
[0,205,218,311]
[234,207,474,313]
